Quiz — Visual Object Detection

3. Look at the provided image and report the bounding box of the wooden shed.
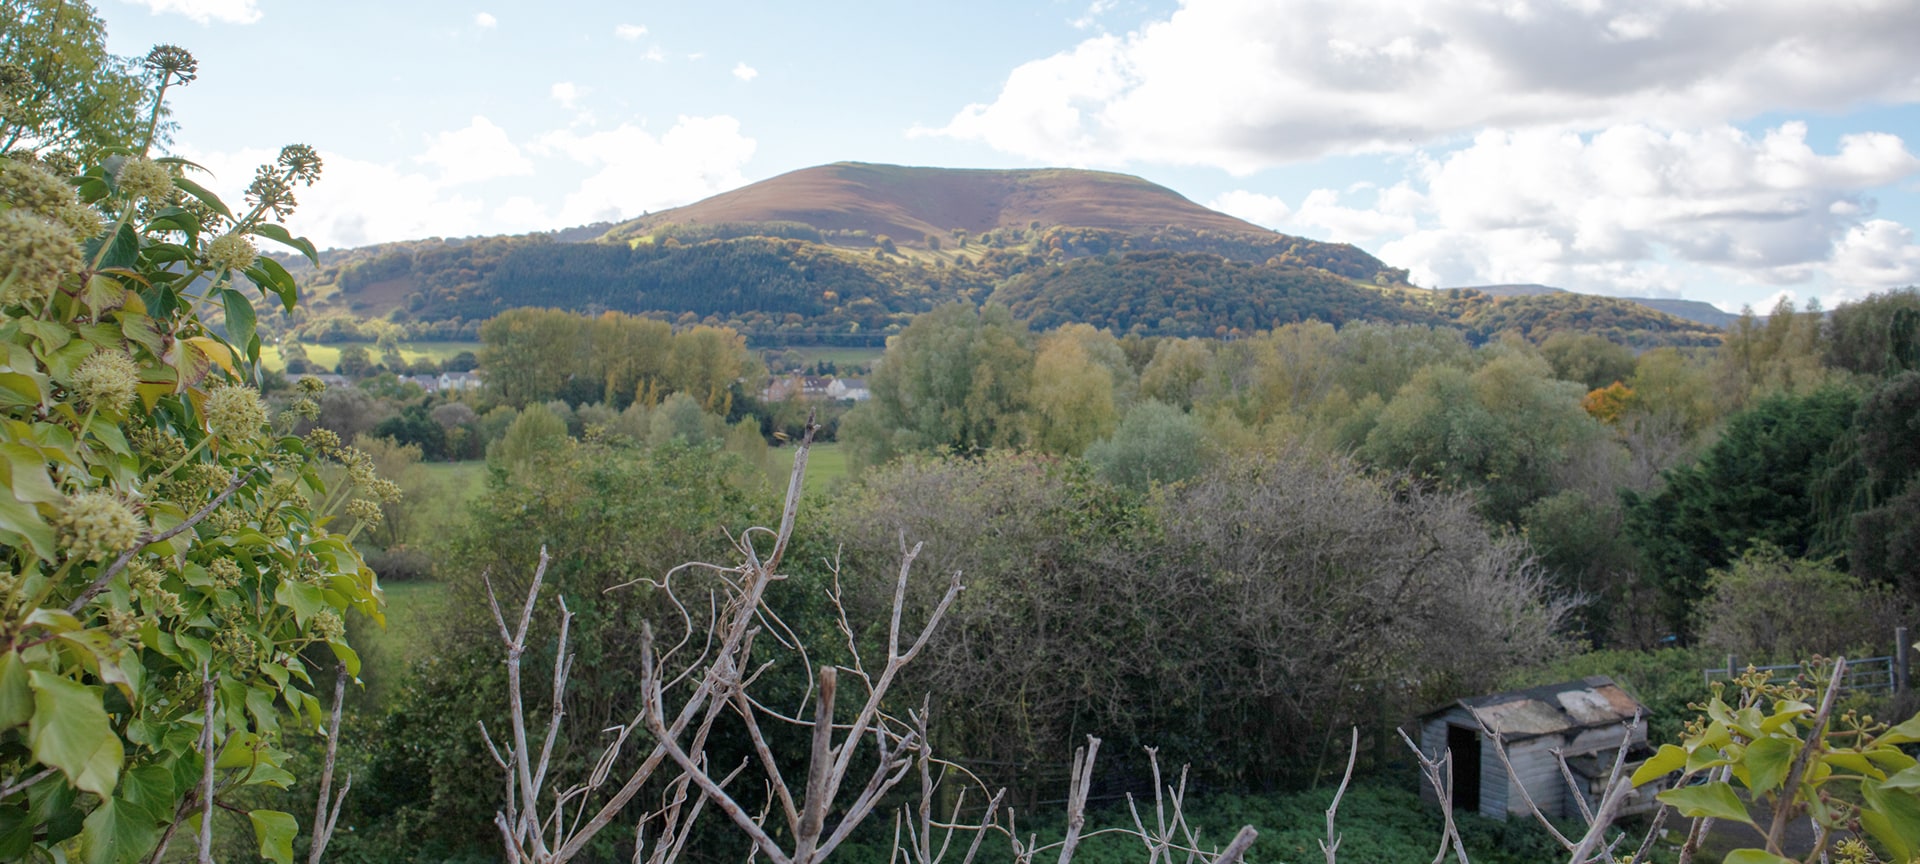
[1416,676,1651,821]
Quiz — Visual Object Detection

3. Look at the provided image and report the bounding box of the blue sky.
[100,0,1920,312]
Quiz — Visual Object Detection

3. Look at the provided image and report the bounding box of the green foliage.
[1539,331,1636,390]
[1452,291,1723,349]
[829,448,1568,787]
[486,402,567,469]
[1635,668,1920,863]
[1826,288,1920,378]
[1625,387,1860,634]
[1697,546,1904,663]
[992,250,1442,338]
[0,0,154,160]
[1084,400,1210,491]
[348,441,781,861]
[0,58,380,863]
[844,303,1034,463]
[1363,352,1604,526]
[478,308,760,411]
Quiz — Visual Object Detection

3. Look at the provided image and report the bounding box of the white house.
[826,377,870,401]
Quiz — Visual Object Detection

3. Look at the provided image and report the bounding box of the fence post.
[1898,626,1910,696]
[1727,655,1737,679]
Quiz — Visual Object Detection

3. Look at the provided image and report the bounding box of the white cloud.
[119,0,260,25]
[174,113,754,249]
[533,116,757,226]
[732,62,758,82]
[1244,123,1920,301]
[614,23,647,40]
[932,0,1920,172]
[645,47,668,63]
[416,116,533,186]
[1071,0,1115,30]
[550,82,584,109]
[1208,190,1292,229]
[474,11,496,28]
[174,146,525,250]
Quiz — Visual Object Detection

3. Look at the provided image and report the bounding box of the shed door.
[1447,725,1481,813]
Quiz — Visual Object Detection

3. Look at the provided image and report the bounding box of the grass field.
[261,340,482,373]
[770,442,850,497]
[353,460,488,697]
[780,346,885,369]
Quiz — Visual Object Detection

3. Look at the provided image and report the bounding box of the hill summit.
[606,162,1272,247]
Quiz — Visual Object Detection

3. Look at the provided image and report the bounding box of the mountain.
[274,164,1718,348]
[604,162,1272,247]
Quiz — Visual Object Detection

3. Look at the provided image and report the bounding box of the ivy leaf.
[248,810,297,864]
[1656,782,1753,825]
[78,795,157,864]
[1632,744,1688,787]
[1743,737,1795,793]
[26,672,123,797]
[116,766,174,815]
[274,580,325,626]
[1722,852,1795,864]
[249,224,318,266]
[221,288,257,356]
[0,652,32,728]
[171,176,233,221]
[1881,715,1920,746]
[0,495,56,562]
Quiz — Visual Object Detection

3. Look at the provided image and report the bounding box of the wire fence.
[1702,627,1912,696]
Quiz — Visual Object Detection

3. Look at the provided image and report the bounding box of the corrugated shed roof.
[1424,676,1645,742]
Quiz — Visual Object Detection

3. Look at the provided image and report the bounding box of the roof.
[1424,676,1645,742]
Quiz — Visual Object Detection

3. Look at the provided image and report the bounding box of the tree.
[1696,545,1904,662]
[665,324,756,415]
[1363,352,1602,526]
[1029,329,1118,455]
[489,401,570,470]
[1085,399,1211,491]
[0,0,154,159]
[1625,387,1860,634]
[1138,336,1213,410]
[1540,331,1635,391]
[337,342,373,378]
[845,303,1034,465]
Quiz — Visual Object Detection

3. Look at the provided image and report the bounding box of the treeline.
[992,250,1444,336]
[842,290,1920,650]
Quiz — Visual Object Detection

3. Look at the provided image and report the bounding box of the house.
[405,374,441,393]
[438,371,483,392]
[761,375,840,402]
[1416,677,1663,821]
[826,377,870,401]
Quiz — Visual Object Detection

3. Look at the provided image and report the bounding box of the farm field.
[261,340,482,373]
[771,441,850,496]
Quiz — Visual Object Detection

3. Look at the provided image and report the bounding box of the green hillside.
[270,163,1719,347]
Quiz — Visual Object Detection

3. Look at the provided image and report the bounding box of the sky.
[98,0,1920,312]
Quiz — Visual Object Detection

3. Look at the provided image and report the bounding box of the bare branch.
[308,664,350,864]
[1320,728,1358,864]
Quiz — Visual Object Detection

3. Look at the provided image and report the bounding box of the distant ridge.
[607,162,1273,247]
[1455,284,1734,330]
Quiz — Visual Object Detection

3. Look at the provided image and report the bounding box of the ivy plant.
[0,45,384,864]
[1636,662,1920,863]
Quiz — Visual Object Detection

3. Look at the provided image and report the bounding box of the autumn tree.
[843,303,1034,465]
[0,0,154,160]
